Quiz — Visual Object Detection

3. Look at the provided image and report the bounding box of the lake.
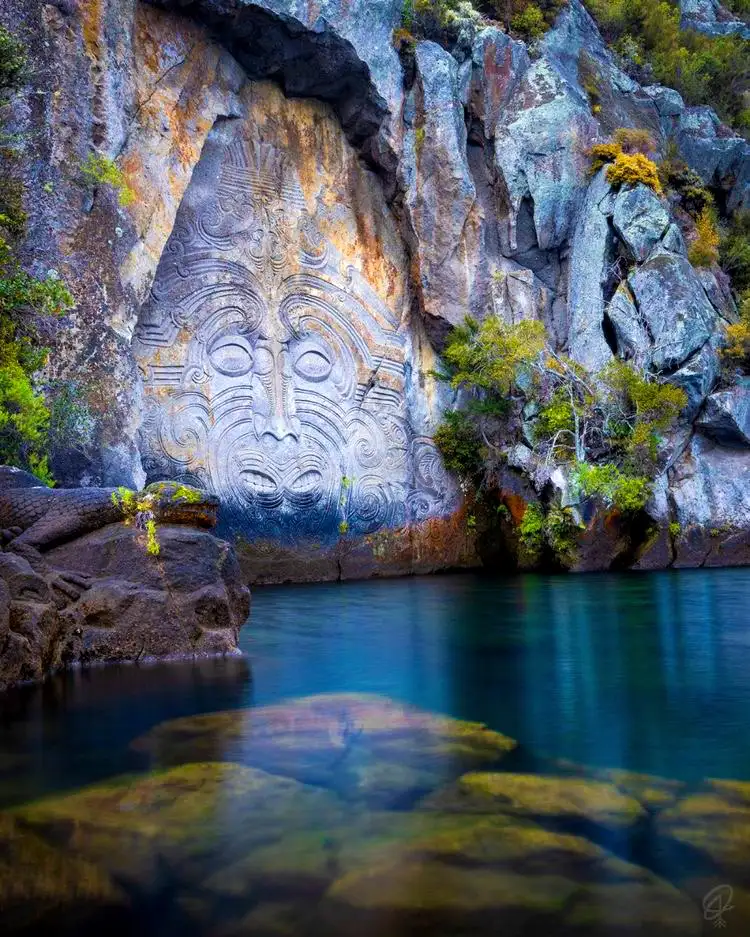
[1,570,749,935]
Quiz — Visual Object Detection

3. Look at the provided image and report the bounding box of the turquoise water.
[2,569,750,935]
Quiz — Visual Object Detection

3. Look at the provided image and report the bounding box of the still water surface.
[2,570,750,935]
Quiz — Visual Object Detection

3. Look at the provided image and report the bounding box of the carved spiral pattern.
[134,124,459,542]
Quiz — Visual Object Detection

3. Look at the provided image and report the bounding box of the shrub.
[545,504,581,565]
[606,152,663,195]
[720,211,750,293]
[441,315,546,394]
[688,206,720,268]
[81,153,135,207]
[589,142,621,173]
[659,154,714,217]
[611,127,655,155]
[722,291,750,370]
[573,462,651,513]
[0,26,27,98]
[434,409,484,480]
[511,4,547,40]
[518,501,545,559]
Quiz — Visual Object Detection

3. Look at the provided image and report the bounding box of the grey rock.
[668,341,721,420]
[628,253,717,372]
[612,185,670,263]
[697,384,750,446]
[406,42,479,337]
[567,169,616,373]
[607,283,650,363]
[671,433,750,528]
[661,224,687,257]
[680,0,750,38]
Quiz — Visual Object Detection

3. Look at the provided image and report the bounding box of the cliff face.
[4,0,750,579]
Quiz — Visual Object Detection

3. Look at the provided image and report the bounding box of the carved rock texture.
[4,0,750,578]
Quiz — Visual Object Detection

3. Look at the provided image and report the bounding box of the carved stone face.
[134,121,456,543]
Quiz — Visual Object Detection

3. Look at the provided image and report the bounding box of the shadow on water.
[1,569,750,936]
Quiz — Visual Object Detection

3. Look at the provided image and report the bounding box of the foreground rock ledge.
[0,469,251,693]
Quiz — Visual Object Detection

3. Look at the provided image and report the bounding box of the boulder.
[0,475,250,693]
[131,693,517,805]
[612,185,670,263]
[627,253,717,372]
[567,169,616,373]
[670,434,750,567]
[696,384,750,446]
[406,41,480,337]
[419,771,646,831]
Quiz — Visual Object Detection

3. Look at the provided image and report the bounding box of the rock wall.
[3,0,750,579]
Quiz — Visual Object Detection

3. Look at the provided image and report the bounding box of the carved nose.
[255,414,301,443]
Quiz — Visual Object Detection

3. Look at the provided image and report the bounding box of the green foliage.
[511,4,547,40]
[720,210,750,293]
[145,518,160,556]
[573,462,652,512]
[688,205,720,268]
[441,315,546,394]
[658,154,714,217]
[47,379,96,458]
[0,242,73,479]
[669,521,681,538]
[601,358,687,472]
[0,26,27,99]
[606,151,663,195]
[722,290,750,371]
[518,502,545,559]
[583,0,750,135]
[81,153,135,207]
[338,520,350,535]
[112,486,161,556]
[434,409,484,480]
[545,504,581,565]
[0,26,74,482]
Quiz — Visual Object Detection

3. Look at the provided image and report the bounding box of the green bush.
[0,27,74,482]
[511,4,547,40]
[434,409,484,480]
[81,153,135,207]
[606,152,663,195]
[720,211,750,293]
[0,26,27,99]
[518,502,546,559]
[573,462,651,512]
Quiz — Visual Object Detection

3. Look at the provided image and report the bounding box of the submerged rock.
[132,694,517,805]
[0,813,126,930]
[419,771,646,831]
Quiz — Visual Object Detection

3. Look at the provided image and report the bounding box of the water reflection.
[1,570,750,935]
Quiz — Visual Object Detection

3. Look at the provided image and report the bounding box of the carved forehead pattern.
[133,126,456,542]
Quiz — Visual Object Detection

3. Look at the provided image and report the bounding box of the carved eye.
[294,349,332,382]
[209,336,253,377]
[289,470,323,494]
